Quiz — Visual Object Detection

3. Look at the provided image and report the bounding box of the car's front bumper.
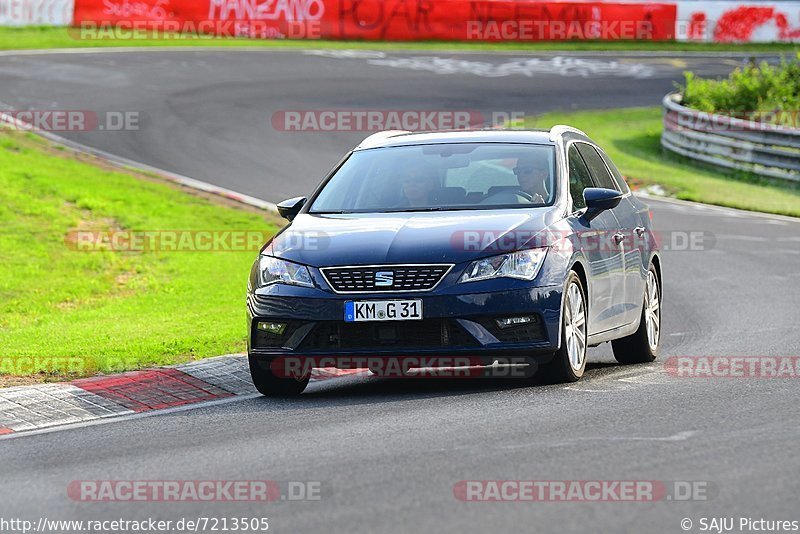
[247,283,563,366]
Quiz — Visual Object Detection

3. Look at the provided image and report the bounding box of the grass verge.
[0,129,282,380]
[525,107,800,217]
[1,26,799,52]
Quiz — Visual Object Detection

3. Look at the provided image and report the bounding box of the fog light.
[496,316,534,329]
[257,322,287,335]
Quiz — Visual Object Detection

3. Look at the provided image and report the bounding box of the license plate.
[344,300,423,322]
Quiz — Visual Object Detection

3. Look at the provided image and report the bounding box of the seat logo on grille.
[374,271,394,287]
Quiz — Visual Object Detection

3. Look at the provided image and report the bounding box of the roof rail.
[549,125,588,141]
[357,130,412,149]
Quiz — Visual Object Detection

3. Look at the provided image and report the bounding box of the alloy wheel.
[644,270,661,351]
[564,281,587,372]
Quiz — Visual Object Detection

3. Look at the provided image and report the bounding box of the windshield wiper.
[379,206,456,213]
[311,210,355,214]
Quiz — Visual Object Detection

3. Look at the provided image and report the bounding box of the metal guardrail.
[661,92,800,182]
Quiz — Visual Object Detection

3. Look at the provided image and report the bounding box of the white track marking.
[498,430,699,450]
[716,234,769,242]
[304,49,387,59]
[0,393,261,442]
[563,387,618,393]
[0,384,134,432]
[0,369,372,442]
[0,355,363,439]
[366,55,656,78]
[640,194,800,224]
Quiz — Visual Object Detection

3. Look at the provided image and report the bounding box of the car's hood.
[268,208,562,267]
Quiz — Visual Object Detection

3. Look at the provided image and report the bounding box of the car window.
[310,143,557,213]
[576,142,619,191]
[596,147,631,194]
[567,145,595,210]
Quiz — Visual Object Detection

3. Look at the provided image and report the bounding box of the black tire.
[540,271,587,383]
[612,264,661,364]
[248,355,310,396]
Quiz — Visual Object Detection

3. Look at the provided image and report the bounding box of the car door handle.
[612,232,625,244]
[634,226,646,236]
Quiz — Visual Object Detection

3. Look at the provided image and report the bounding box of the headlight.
[257,255,314,288]
[459,249,547,283]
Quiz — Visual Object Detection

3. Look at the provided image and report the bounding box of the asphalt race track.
[1,50,799,533]
[0,49,755,201]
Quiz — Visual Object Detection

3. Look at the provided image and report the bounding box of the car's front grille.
[299,320,479,350]
[321,265,452,293]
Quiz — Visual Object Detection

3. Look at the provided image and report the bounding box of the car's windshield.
[309,143,556,213]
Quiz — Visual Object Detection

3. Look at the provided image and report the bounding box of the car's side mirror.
[277,197,306,221]
[583,188,622,221]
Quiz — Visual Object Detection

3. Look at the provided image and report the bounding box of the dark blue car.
[247,127,662,395]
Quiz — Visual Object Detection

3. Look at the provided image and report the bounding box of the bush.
[680,54,800,126]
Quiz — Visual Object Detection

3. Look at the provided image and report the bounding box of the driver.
[398,162,438,207]
[513,155,550,204]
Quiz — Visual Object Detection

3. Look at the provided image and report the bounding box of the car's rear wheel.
[612,264,661,364]
[541,272,587,383]
[249,355,310,396]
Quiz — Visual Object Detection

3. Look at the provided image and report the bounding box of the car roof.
[354,126,588,150]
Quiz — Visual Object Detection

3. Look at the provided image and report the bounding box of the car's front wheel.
[541,271,587,383]
[249,355,310,396]
[612,264,661,364]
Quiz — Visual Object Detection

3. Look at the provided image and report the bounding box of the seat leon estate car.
[247,126,662,395]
